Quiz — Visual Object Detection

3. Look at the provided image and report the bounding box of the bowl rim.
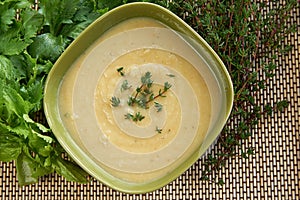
[44,2,234,194]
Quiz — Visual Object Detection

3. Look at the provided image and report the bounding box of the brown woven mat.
[1,2,299,200]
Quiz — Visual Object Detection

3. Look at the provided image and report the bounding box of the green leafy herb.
[146,81,172,103]
[127,96,135,107]
[0,0,113,186]
[141,71,153,87]
[124,113,133,120]
[121,79,131,91]
[154,102,163,112]
[276,100,289,112]
[110,96,120,107]
[164,82,172,90]
[2,0,294,187]
[128,72,172,108]
[28,0,103,62]
[125,112,145,122]
[117,67,125,76]
[157,0,297,185]
[155,126,163,134]
[115,71,172,123]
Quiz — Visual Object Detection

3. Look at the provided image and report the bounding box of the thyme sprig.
[127,72,172,109]
[124,112,145,122]
[110,96,120,107]
[153,0,297,185]
[128,71,153,108]
[145,82,172,104]
[154,102,163,112]
[111,71,172,125]
[121,80,131,92]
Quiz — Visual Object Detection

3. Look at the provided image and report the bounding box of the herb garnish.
[127,72,172,109]
[110,96,120,107]
[112,71,172,124]
[125,112,145,122]
[120,79,131,91]
[154,102,163,112]
[147,82,172,102]
[128,71,153,108]
[155,126,163,134]
[117,67,125,76]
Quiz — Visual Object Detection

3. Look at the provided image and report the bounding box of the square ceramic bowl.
[44,2,233,194]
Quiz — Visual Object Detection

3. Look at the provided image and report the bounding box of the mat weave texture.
[0,2,299,200]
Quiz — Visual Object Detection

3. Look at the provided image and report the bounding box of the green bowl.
[44,2,233,194]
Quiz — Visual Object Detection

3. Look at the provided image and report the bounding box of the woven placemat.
[1,2,299,200]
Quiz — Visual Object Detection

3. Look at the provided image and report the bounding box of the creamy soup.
[59,17,213,183]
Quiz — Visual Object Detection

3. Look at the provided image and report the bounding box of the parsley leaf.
[0,0,99,186]
[39,0,80,36]
[28,33,68,62]
[0,3,17,32]
[0,0,129,186]
[0,131,22,162]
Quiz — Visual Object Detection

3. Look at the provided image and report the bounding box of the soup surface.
[59,17,212,182]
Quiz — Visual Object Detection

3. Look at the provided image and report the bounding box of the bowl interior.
[44,2,233,194]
